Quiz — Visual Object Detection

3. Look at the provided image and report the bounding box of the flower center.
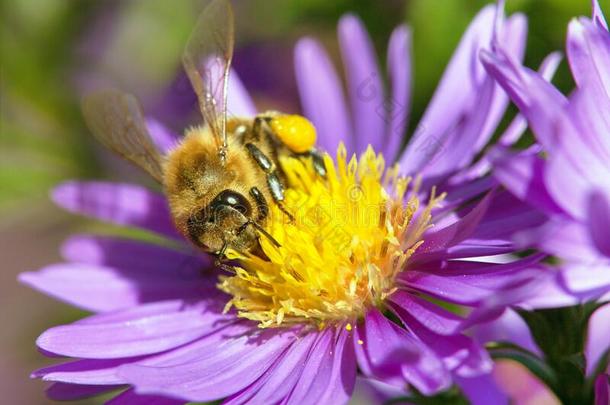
[218,144,443,329]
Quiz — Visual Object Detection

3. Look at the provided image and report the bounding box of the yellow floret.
[219,144,444,329]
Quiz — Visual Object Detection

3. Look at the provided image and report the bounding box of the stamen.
[218,144,444,329]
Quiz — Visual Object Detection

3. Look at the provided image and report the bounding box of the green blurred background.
[0,0,595,403]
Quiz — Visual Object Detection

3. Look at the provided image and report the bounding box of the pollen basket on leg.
[218,143,444,329]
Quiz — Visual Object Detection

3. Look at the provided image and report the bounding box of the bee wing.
[82,89,165,183]
[182,0,234,157]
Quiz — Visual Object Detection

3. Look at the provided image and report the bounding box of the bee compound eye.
[209,190,252,217]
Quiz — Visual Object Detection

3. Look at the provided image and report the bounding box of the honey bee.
[81,0,326,258]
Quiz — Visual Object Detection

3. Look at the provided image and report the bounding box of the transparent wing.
[182,0,234,160]
[82,89,164,183]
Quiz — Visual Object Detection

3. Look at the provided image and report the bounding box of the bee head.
[186,189,257,253]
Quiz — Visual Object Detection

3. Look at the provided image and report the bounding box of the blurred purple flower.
[482,0,610,394]
[20,3,553,404]
[485,0,610,298]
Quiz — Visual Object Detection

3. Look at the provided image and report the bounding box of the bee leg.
[306,148,327,178]
[249,187,269,222]
[267,172,295,223]
[245,143,295,222]
[248,220,281,248]
[251,116,264,142]
[250,115,273,142]
[235,223,281,249]
[216,241,229,262]
[217,262,236,274]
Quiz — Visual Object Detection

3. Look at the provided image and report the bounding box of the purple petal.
[107,389,185,405]
[472,14,528,150]
[390,299,493,377]
[226,69,257,117]
[316,329,356,404]
[338,14,386,154]
[468,191,548,242]
[19,261,213,312]
[416,191,493,257]
[294,38,353,153]
[491,147,563,214]
[420,76,496,179]
[399,271,492,305]
[458,49,562,182]
[410,254,543,287]
[440,176,495,212]
[459,269,558,326]
[567,17,610,97]
[19,263,139,312]
[588,191,610,258]
[561,261,610,294]
[398,5,496,174]
[514,269,579,310]
[280,330,334,403]
[119,328,295,402]
[517,218,602,262]
[146,118,179,155]
[455,374,508,405]
[202,59,257,118]
[51,182,182,240]
[34,358,133,385]
[224,332,318,405]
[544,77,610,197]
[595,374,610,405]
[449,244,516,258]
[124,321,252,366]
[568,78,610,164]
[34,322,251,386]
[481,48,568,150]
[283,328,356,404]
[474,309,541,355]
[36,301,231,358]
[60,234,210,274]
[592,0,608,29]
[354,310,416,385]
[355,309,451,395]
[498,52,562,146]
[149,71,197,127]
[389,291,463,335]
[423,13,532,180]
[400,255,544,308]
[497,114,527,149]
[545,133,610,221]
[352,376,406,404]
[543,90,610,221]
[384,24,412,163]
[75,300,214,326]
[46,383,121,401]
[586,303,610,375]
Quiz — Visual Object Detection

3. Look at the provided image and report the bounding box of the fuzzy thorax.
[219,144,444,329]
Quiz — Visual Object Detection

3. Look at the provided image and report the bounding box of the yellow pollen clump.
[269,115,317,153]
[218,144,444,329]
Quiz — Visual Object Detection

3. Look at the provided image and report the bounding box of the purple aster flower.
[484,0,610,297]
[480,0,610,400]
[21,3,549,404]
[587,304,610,403]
